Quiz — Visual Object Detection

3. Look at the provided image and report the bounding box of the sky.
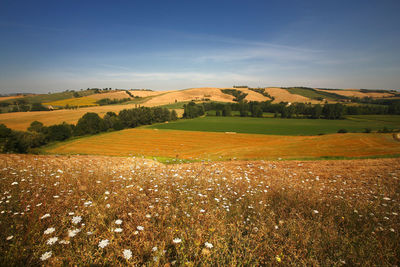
[0,0,399,93]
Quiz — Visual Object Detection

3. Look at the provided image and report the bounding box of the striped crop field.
[43,129,400,161]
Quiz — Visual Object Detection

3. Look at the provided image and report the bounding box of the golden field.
[0,154,399,265]
[44,129,400,161]
[0,104,154,131]
[43,91,132,107]
[264,87,319,103]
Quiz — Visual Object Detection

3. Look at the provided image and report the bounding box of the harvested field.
[0,103,146,131]
[142,88,235,106]
[233,88,271,101]
[128,90,169,97]
[0,95,30,102]
[264,87,318,103]
[317,89,395,98]
[43,91,132,107]
[0,154,399,265]
[44,129,400,161]
[86,91,131,100]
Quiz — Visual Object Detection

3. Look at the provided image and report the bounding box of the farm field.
[43,91,133,107]
[0,154,399,265]
[0,103,148,131]
[147,115,400,135]
[43,129,400,161]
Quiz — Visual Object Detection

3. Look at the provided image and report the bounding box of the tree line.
[0,107,177,153]
[193,100,400,119]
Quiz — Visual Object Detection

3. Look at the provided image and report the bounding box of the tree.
[74,112,106,136]
[311,105,322,119]
[47,123,73,141]
[222,105,232,117]
[31,103,49,111]
[28,121,45,133]
[170,110,178,120]
[103,112,124,131]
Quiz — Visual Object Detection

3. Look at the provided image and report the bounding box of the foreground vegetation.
[0,154,399,265]
[148,115,400,135]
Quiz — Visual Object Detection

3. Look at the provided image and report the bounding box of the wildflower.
[59,240,70,244]
[11,182,18,185]
[84,201,92,207]
[71,216,82,224]
[137,226,144,231]
[115,219,122,225]
[40,214,50,219]
[114,228,123,233]
[40,251,52,261]
[6,235,13,240]
[152,246,158,252]
[123,249,132,260]
[133,231,139,235]
[275,255,282,263]
[173,238,182,244]
[313,210,319,214]
[98,239,109,248]
[200,209,206,213]
[44,227,55,235]
[204,242,213,249]
[68,228,80,237]
[145,214,151,218]
[87,231,93,235]
[46,237,58,245]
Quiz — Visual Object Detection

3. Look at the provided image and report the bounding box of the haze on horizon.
[0,0,399,94]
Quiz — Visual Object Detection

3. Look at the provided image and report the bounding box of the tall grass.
[0,155,399,265]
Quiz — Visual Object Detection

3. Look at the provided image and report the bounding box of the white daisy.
[98,239,109,248]
[172,238,182,244]
[204,242,213,249]
[123,249,132,260]
[71,216,82,224]
[44,227,55,235]
[40,251,52,261]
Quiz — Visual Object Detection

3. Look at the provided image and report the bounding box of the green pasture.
[147,115,400,135]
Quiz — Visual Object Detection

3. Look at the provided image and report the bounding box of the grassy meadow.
[147,115,400,135]
[1,154,399,265]
[43,129,400,161]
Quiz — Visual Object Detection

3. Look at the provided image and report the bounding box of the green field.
[147,115,400,135]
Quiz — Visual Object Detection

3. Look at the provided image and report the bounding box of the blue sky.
[0,0,399,93]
